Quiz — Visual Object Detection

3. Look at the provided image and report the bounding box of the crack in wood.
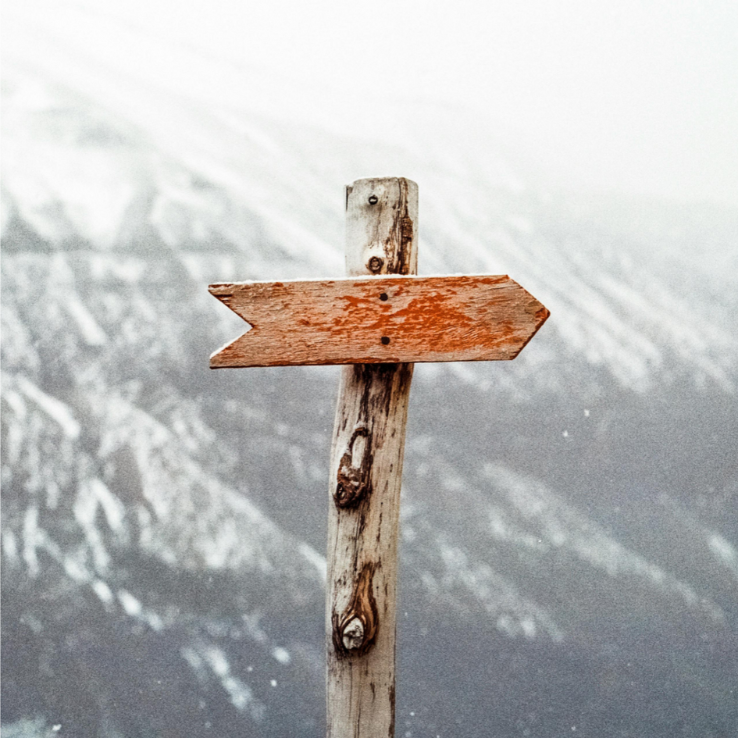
[384,178,414,276]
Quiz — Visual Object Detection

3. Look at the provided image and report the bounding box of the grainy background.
[2,2,737,736]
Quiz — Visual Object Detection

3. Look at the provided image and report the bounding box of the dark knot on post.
[334,426,372,509]
[332,563,379,657]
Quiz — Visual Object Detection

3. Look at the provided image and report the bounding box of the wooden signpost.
[209,177,549,737]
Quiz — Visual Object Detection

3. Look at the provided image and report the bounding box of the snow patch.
[16,377,80,439]
[201,646,265,720]
[92,579,115,606]
[485,464,725,622]
[708,534,738,581]
[65,296,108,346]
[22,505,40,577]
[272,647,291,665]
[298,542,326,580]
[118,589,143,616]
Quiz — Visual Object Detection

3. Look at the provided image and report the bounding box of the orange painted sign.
[209,275,549,368]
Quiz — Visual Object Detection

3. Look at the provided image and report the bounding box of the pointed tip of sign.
[509,303,551,360]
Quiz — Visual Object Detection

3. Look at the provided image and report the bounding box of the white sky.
[5,0,738,205]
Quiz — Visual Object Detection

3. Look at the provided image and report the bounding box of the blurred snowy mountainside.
[3,13,737,393]
[3,5,738,737]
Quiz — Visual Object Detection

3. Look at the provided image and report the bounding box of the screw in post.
[368,194,378,205]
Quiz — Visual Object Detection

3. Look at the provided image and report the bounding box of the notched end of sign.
[208,282,256,368]
[209,325,254,369]
[208,283,254,316]
[208,282,240,299]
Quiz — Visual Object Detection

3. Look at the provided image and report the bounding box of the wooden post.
[326,178,419,738]
[208,176,549,734]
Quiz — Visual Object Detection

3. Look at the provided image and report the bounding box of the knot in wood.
[367,255,384,273]
[334,426,371,509]
[341,617,365,650]
[332,563,378,658]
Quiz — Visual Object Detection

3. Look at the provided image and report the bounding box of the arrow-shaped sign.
[209,274,549,368]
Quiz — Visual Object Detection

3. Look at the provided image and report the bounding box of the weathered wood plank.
[326,177,418,738]
[209,274,549,368]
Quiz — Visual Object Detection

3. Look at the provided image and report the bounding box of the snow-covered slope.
[4,54,736,394]
[2,4,737,737]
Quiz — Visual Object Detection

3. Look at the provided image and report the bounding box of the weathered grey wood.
[326,177,418,738]
[208,275,549,368]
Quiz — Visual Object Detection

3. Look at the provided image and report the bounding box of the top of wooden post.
[345,178,419,277]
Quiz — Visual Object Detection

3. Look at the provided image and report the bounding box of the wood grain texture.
[326,177,417,738]
[209,275,549,368]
